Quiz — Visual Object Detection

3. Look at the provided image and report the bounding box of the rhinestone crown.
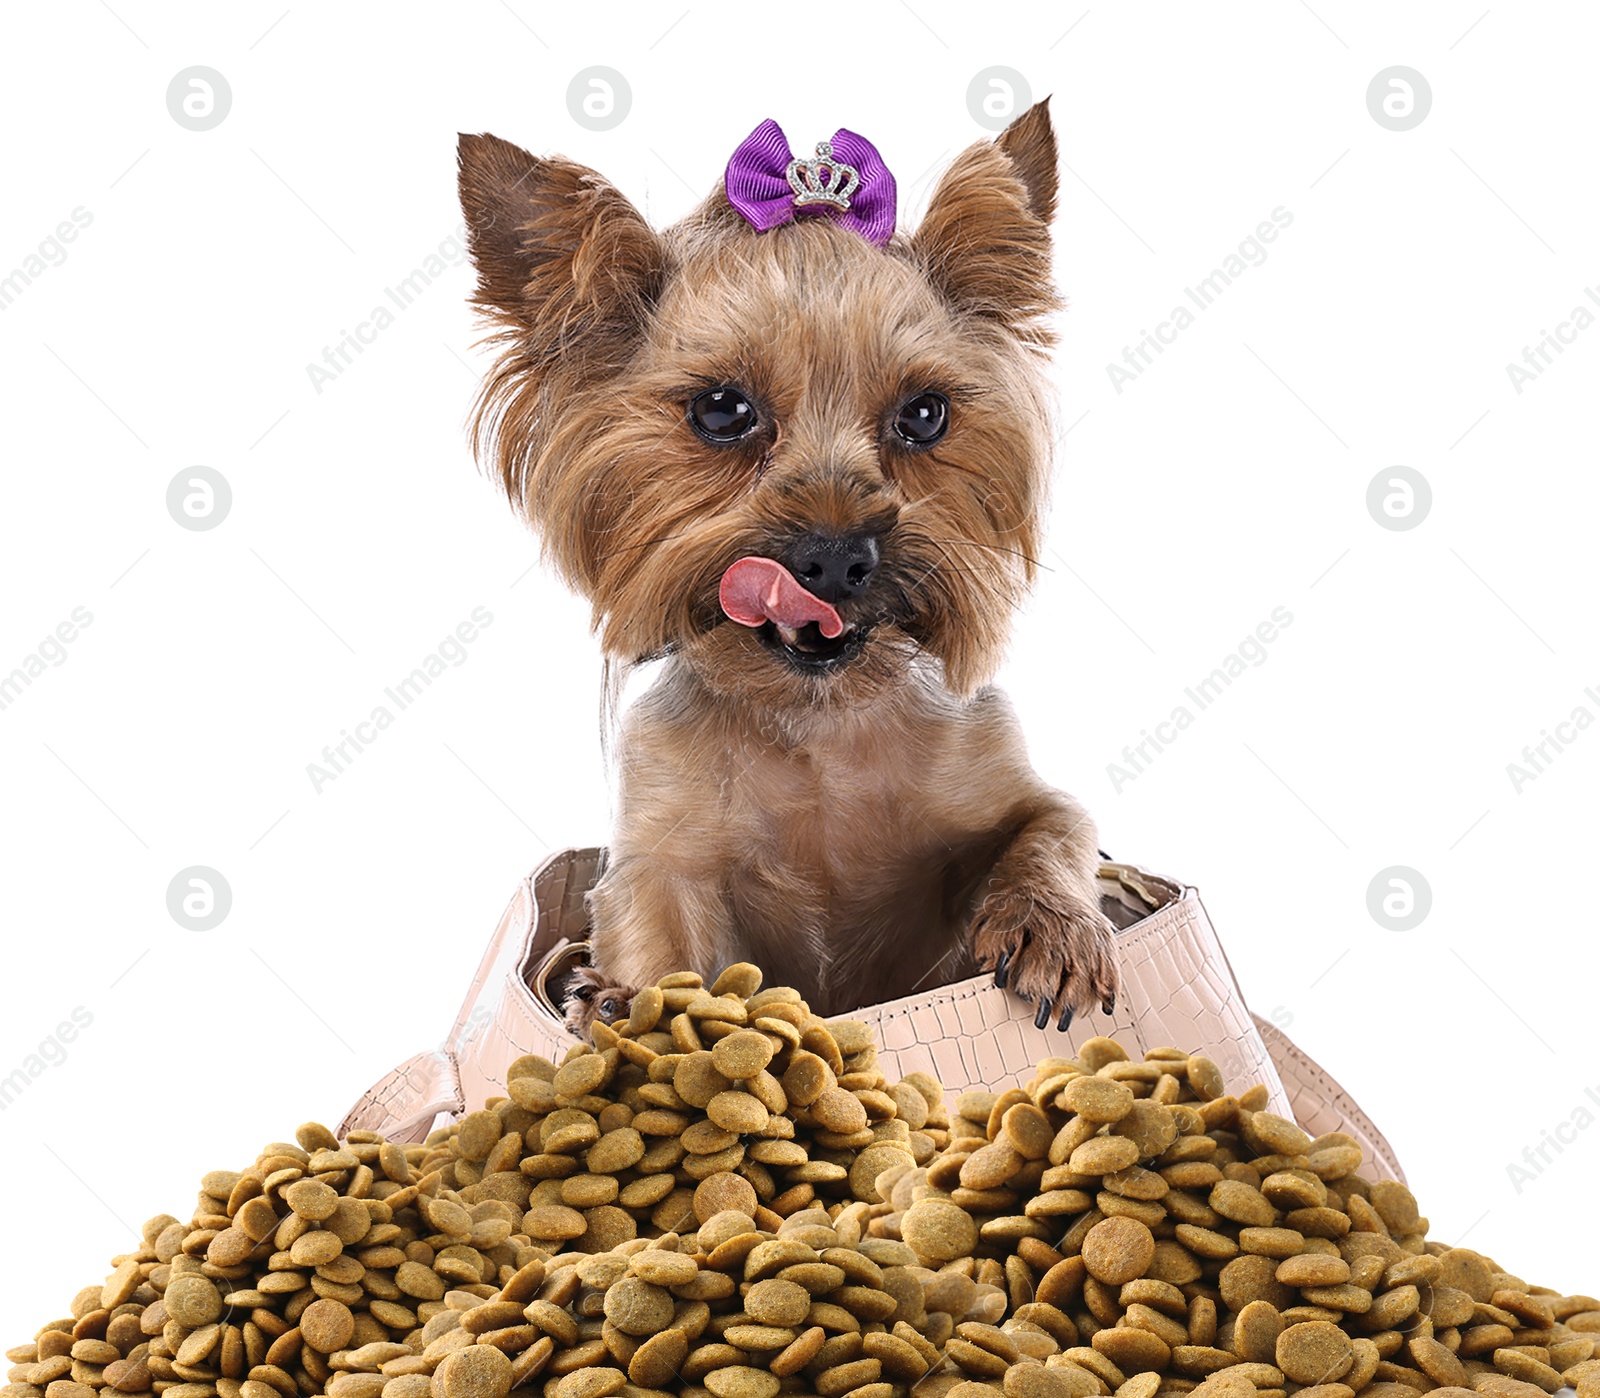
[785,140,860,210]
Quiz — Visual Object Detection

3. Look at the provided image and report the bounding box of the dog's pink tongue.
[719,556,844,639]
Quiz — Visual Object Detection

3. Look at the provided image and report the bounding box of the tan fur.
[458,100,1117,1028]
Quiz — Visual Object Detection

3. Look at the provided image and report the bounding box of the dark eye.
[688,387,757,442]
[598,998,618,1020]
[894,391,949,446]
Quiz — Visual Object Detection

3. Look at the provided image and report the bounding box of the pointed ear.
[996,97,1058,223]
[456,132,667,368]
[909,98,1060,340]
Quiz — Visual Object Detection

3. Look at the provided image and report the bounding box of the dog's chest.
[722,708,1011,940]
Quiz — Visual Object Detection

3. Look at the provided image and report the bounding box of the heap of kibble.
[6,965,1600,1398]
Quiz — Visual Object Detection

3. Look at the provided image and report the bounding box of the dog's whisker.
[594,529,690,564]
[922,534,1048,570]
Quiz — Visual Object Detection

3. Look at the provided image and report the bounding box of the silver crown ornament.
[785,140,860,211]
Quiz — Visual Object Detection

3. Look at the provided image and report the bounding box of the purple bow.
[724,118,897,247]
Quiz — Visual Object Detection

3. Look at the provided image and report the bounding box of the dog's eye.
[598,998,618,1019]
[688,387,757,443]
[894,391,949,446]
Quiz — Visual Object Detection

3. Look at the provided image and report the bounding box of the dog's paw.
[563,966,638,1040]
[971,881,1119,1032]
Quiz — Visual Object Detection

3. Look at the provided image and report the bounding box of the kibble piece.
[455,1109,503,1161]
[1069,1136,1142,1176]
[863,1332,929,1382]
[812,1086,869,1135]
[771,1326,828,1378]
[712,1030,775,1079]
[1367,1180,1421,1234]
[1244,1112,1313,1157]
[627,1249,699,1287]
[1408,1336,1467,1388]
[901,1198,979,1263]
[99,1260,140,1310]
[627,1329,688,1389]
[626,985,664,1036]
[1003,1104,1057,1159]
[524,1204,589,1240]
[1494,1350,1566,1391]
[1209,1179,1276,1228]
[1063,1076,1136,1124]
[588,1128,646,1174]
[781,1052,832,1107]
[963,1141,1025,1189]
[553,1368,625,1398]
[431,1345,513,1398]
[1276,1322,1354,1386]
[1233,1300,1284,1363]
[602,1277,674,1337]
[289,1229,343,1266]
[703,1367,781,1398]
[300,1298,355,1353]
[817,1358,886,1395]
[746,1279,811,1328]
[1093,1326,1171,1371]
[1081,1217,1157,1286]
[674,1052,733,1109]
[163,1274,223,1327]
[1184,1056,1225,1098]
[694,1171,758,1222]
[1277,1255,1350,1287]
[283,1177,339,1221]
[103,1359,150,1393]
[706,1089,769,1133]
[849,1143,915,1203]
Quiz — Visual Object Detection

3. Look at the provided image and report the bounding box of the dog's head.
[458,102,1061,712]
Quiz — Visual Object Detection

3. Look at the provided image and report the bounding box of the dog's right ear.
[456,133,666,368]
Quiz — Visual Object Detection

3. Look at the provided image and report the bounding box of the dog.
[456,99,1118,1037]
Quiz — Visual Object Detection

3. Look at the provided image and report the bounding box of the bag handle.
[336,1047,464,1145]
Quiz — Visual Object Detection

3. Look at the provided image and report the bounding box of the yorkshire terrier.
[456,99,1118,1036]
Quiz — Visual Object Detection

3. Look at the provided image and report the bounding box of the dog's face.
[458,103,1061,711]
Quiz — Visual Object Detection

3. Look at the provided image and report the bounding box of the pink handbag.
[340,847,1405,1182]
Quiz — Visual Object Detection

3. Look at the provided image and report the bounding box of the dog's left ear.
[910,98,1060,340]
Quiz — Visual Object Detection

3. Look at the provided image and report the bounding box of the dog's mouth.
[719,555,873,672]
[756,618,867,669]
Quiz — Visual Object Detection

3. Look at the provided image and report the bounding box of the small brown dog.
[456,99,1117,1034]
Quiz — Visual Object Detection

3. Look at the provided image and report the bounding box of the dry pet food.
[7,965,1600,1398]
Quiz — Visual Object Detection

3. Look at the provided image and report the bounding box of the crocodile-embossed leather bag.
[339,847,1405,1182]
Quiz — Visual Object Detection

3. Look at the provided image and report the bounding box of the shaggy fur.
[457,100,1117,1032]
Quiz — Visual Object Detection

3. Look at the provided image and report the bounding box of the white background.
[2,0,1597,1334]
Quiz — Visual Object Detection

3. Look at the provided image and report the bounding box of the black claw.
[1034,994,1052,1030]
[993,948,1013,990]
[1057,1004,1074,1033]
[1102,993,1116,1016]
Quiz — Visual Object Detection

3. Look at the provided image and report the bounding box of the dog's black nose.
[785,532,880,604]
